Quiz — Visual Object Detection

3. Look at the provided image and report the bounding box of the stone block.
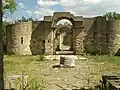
[60,55,78,67]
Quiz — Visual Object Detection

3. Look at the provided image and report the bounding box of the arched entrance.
[53,18,74,54]
[51,12,78,54]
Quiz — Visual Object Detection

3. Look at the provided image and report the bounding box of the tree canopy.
[15,16,35,22]
[103,12,120,20]
[3,0,17,13]
[2,0,17,44]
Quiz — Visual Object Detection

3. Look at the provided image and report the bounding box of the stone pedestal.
[60,55,77,67]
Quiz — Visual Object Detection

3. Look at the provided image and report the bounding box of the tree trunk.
[0,0,4,89]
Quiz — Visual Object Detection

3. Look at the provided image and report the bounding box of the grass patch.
[4,55,120,90]
[87,55,120,64]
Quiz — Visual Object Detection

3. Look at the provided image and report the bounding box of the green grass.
[4,55,120,90]
[4,55,46,90]
[87,55,120,64]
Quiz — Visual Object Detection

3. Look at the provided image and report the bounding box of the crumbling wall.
[7,22,32,55]
[83,17,108,54]
[93,17,102,54]
[30,21,45,55]
[73,21,84,55]
[100,17,108,54]
[53,28,61,52]
[44,21,54,54]
[7,12,120,55]
[107,20,120,55]
[7,21,53,55]
[83,18,95,54]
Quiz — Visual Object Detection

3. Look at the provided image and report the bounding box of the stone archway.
[56,26,73,51]
[52,12,75,54]
[43,12,84,55]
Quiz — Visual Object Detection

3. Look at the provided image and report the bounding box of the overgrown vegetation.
[87,55,120,64]
[4,55,48,90]
[103,12,120,20]
[4,55,120,89]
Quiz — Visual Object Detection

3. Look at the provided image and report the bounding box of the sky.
[4,0,120,22]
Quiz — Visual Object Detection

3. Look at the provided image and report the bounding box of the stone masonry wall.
[73,21,84,55]
[53,28,60,53]
[93,17,102,54]
[44,21,54,54]
[83,17,108,54]
[83,18,95,53]
[100,17,108,54]
[7,22,32,55]
[7,21,54,55]
[6,14,120,55]
[107,20,120,55]
[30,21,45,55]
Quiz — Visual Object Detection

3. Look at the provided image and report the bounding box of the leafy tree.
[2,0,17,42]
[2,21,9,44]
[0,0,16,89]
[64,22,72,28]
[2,0,17,43]
[15,16,34,22]
[2,0,17,49]
[0,0,4,89]
[103,12,120,20]
[3,0,17,13]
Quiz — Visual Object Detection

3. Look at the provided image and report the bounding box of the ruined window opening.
[42,49,45,53]
[48,40,50,43]
[33,41,35,44]
[106,34,109,43]
[21,37,23,44]
[42,40,45,44]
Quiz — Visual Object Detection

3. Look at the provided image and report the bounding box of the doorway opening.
[55,19,73,52]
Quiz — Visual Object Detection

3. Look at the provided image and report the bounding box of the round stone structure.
[107,20,120,55]
[7,22,32,55]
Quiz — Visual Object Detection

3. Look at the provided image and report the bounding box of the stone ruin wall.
[44,21,54,55]
[7,21,54,55]
[83,18,95,54]
[7,22,32,55]
[107,20,120,55]
[92,17,108,54]
[73,20,84,55]
[84,17,120,55]
[30,21,45,55]
[6,16,120,55]
[83,17,108,55]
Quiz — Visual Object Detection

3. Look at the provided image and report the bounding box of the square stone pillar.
[73,27,84,55]
[45,28,54,55]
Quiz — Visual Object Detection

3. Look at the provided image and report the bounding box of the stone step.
[60,46,71,51]
[56,51,74,55]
